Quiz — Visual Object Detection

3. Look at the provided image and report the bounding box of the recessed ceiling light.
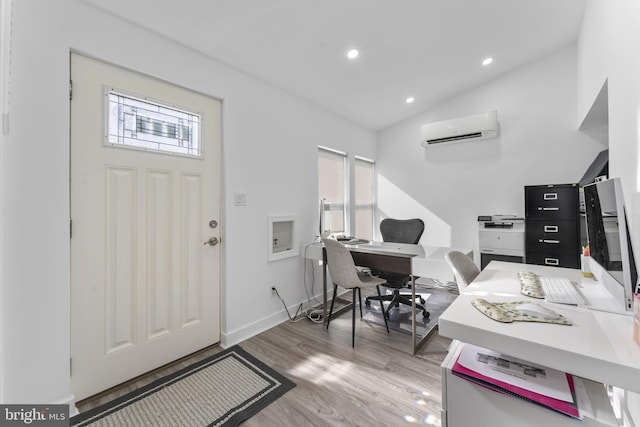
[406,97,415,104]
[482,57,494,66]
[347,49,359,59]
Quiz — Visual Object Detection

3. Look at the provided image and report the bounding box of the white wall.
[579,0,640,222]
[0,0,12,404]
[2,0,72,406]
[377,45,604,257]
[579,1,640,424]
[606,0,640,236]
[1,0,376,405]
[577,0,611,127]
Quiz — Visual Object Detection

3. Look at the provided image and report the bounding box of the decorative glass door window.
[106,89,202,157]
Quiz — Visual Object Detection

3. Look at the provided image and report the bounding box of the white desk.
[304,241,472,353]
[438,261,640,426]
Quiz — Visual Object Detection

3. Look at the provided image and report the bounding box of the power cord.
[274,238,349,324]
[302,241,323,307]
[301,240,331,323]
[272,286,306,323]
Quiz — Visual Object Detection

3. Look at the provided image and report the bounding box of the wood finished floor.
[77,311,452,426]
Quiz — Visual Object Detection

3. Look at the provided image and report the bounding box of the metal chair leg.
[376,285,390,333]
[327,284,338,330]
[382,290,403,317]
[357,287,363,318]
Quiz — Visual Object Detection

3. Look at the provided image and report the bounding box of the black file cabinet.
[524,183,581,269]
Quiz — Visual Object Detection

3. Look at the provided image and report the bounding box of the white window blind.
[318,147,346,234]
[354,157,375,240]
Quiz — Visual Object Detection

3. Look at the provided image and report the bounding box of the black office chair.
[365,218,430,319]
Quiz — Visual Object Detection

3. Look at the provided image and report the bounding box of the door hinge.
[70,219,72,238]
[69,80,73,101]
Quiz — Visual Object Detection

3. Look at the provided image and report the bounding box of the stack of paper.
[452,344,580,419]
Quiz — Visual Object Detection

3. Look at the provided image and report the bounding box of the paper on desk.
[457,344,573,402]
[572,377,594,419]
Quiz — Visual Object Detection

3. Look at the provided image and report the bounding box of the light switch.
[234,192,247,206]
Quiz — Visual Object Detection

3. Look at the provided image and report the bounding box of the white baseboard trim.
[221,294,327,348]
[54,392,79,417]
[221,308,289,348]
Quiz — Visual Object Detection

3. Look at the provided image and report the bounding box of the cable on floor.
[276,238,356,324]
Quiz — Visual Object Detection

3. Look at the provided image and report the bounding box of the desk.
[438,261,640,426]
[304,241,472,353]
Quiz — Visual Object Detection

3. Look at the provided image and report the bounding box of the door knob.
[204,237,219,246]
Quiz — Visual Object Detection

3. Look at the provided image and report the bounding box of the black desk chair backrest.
[367,218,430,319]
[380,218,424,244]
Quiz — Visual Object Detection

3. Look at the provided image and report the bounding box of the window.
[318,147,347,235]
[106,89,201,157]
[354,157,375,240]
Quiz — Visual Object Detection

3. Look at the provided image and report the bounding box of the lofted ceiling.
[82,0,587,130]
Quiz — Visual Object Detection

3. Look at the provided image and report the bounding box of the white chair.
[445,251,480,292]
[322,238,390,347]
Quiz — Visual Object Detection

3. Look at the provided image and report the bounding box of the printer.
[478,215,525,268]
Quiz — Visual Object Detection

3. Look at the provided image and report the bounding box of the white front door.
[70,53,221,400]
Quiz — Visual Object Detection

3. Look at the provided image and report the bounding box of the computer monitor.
[583,177,639,311]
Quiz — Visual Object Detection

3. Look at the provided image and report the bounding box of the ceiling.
[82,0,587,130]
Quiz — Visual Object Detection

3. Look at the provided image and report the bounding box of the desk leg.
[412,275,437,354]
[411,274,417,353]
[323,250,328,326]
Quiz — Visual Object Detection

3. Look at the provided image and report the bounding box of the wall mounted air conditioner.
[420,111,498,147]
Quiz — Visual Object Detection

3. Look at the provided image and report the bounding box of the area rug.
[363,285,458,338]
[71,346,296,427]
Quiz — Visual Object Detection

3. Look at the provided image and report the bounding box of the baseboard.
[221,309,289,348]
[221,294,328,347]
[54,392,79,417]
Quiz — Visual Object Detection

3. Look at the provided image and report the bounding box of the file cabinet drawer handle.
[544,258,560,266]
[544,225,559,233]
[544,193,558,200]
[539,239,560,244]
[538,207,559,211]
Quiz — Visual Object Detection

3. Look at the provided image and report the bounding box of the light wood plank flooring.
[77,311,452,426]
